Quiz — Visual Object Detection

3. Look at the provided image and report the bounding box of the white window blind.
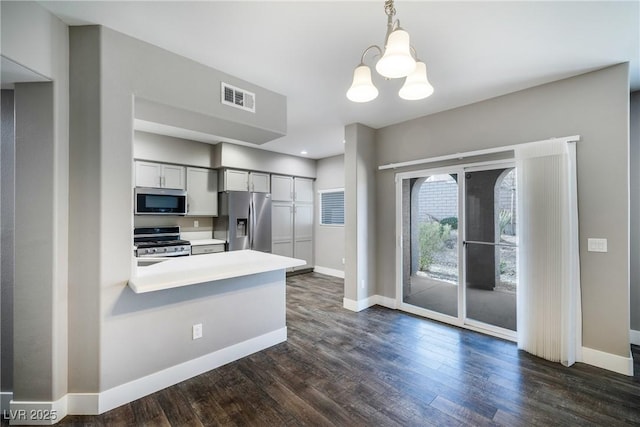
[320,189,344,226]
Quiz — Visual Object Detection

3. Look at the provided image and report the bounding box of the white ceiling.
[40,0,639,159]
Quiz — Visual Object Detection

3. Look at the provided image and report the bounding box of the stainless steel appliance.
[216,191,272,252]
[134,226,191,257]
[134,187,187,215]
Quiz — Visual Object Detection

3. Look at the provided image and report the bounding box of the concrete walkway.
[403,274,516,331]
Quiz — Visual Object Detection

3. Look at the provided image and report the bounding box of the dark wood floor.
[6,272,640,426]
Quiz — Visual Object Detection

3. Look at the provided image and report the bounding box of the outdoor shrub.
[499,210,512,235]
[500,260,507,274]
[440,216,458,230]
[418,221,451,271]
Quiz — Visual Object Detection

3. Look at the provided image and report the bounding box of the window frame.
[318,188,345,227]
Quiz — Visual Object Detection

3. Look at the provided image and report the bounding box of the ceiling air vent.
[221,82,256,113]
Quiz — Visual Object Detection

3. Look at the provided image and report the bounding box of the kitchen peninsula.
[129,250,305,293]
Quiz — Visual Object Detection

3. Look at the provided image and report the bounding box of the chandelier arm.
[409,45,419,61]
[359,45,383,64]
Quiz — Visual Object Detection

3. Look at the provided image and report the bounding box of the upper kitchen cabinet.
[186,167,218,216]
[135,160,185,190]
[249,172,270,193]
[271,175,293,201]
[220,169,249,191]
[220,169,271,192]
[294,178,314,204]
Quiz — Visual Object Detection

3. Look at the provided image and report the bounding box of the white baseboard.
[67,393,99,415]
[343,297,374,312]
[343,295,397,312]
[581,346,634,376]
[630,329,640,346]
[313,266,344,279]
[6,328,287,423]
[372,295,397,309]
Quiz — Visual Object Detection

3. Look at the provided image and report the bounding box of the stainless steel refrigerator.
[216,191,272,252]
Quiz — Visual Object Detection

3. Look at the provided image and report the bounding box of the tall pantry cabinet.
[271,175,314,270]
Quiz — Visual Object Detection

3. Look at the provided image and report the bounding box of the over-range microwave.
[134,187,187,215]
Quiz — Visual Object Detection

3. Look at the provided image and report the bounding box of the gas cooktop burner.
[134,226,191,257]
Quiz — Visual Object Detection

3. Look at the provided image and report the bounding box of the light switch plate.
[587,238,607,253]
[192,323,203,340]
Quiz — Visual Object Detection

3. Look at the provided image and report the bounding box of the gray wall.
[1,90,15,393]
[1,1,69,402]
[315,155,345,273]
[216,142,317,178]
[345,124,377,301]
[134,132,317,178]
[631,90,640,333]
[68,24,292,392]
[134,131,218,169]
[135,95,285,146]
[372,64,630,357]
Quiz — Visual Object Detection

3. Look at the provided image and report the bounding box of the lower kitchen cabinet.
[191,243,225,255]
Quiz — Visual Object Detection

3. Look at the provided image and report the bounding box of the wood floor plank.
[3,272,640,427]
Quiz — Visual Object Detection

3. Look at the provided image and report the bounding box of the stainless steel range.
[134,226,191,257]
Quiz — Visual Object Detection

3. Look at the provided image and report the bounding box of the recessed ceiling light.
[301,150,308,155]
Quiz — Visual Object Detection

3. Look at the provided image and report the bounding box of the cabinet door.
[294,178,314,203]
[224,169,249,191]
[249,172,270,193]
[135,161,162,188]
[272,202,294,242]
[186,167,218,216]
[294,203,313,241]
[162,164,186,190]
[271,175,293,201]
[294,239,313,268]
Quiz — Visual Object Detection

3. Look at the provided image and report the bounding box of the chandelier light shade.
[375,28,416,79]
[346,64,379,103]
[399,61,434,100]
[347,0,434,103]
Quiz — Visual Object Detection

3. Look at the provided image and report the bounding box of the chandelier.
[346,0,434,103]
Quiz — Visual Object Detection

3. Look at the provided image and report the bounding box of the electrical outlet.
[360,279,365,290]
[587,238,607,253]
[342,258,345,265]
[192,323,203,340]
[194,220,199,228]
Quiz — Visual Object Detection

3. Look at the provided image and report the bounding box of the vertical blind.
[320,190,345,225]
[516,139,582,367]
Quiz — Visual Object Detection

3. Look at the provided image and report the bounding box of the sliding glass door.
[401,173,460,319]
[463,167,517,334]
[397,163,517,340]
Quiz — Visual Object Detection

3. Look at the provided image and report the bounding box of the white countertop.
[129,250,305,294]
[189,239,226,246]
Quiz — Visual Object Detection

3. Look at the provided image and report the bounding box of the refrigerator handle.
[249,196,255,250]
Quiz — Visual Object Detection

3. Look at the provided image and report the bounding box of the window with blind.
[319,189,344,226]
